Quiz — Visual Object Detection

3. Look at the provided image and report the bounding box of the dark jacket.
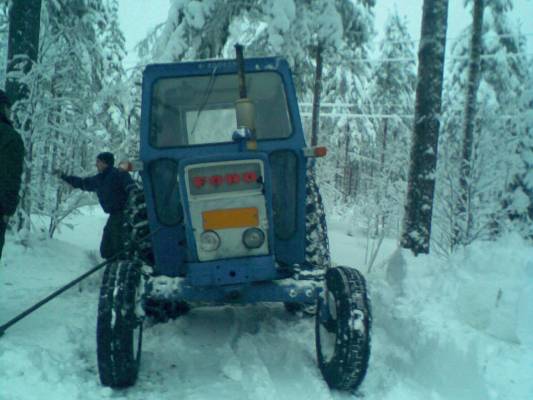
[61,167,135,214]
[0,117,24,216]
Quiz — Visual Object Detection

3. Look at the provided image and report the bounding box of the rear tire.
[316,266,371,391]
[285,166,330,314]
[125,186,154,266]
[305,167,331,271]
[97,260,143,388]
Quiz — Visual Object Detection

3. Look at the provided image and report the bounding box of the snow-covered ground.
[1,208,532,399]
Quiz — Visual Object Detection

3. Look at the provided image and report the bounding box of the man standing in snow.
[0,89,24,262]
[57,152,136,259]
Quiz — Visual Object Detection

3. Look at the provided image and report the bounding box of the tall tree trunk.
[379,119,388,230]
[6,0,42,233]
[381,120,388,168]
[453,0,485,247]
[344,132,351,202]
[401,0,449,255]
[310,44,323,147]
[352,161,359,200]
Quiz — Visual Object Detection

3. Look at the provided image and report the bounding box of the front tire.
[97,260,143,388]
[316,266,371,391]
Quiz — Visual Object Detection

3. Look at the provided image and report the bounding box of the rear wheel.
[125,185,190,322]
[97,260,143,388]
[316,266,371,391]
[125,186,154,266]
[285,166,330,314]
[305,167,331,271]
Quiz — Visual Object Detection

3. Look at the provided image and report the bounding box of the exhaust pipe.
[234,44,257,150]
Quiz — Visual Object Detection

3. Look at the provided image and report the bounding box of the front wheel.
[97,260,143,388]
[316,266,371,391]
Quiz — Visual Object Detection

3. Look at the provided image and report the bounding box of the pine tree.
[309,0,375,205]
[360,9,416,243]
[434,0,530,252]
[453,0,484,246]
[94,0,131,161]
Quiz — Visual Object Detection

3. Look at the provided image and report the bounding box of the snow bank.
[366,233,533,400]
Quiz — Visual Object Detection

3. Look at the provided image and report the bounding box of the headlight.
[242,228,265,249]
[199,230,221,252]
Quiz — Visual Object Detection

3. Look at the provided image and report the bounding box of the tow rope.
[0,227,161,337]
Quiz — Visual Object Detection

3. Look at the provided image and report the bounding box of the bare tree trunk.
[310,44,323,147]
[344,132,351,202]
[352,161,359,200]
[381,119,388,168]
[453,0,485,247]
[401,0,449,255]
[380,119,388,230]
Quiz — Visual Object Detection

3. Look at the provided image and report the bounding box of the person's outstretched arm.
[60,173,99,192]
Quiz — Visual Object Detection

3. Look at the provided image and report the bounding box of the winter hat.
[97,152,115,167]
[0,89,11,107]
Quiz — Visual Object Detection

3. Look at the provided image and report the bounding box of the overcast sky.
[118,0,533,68]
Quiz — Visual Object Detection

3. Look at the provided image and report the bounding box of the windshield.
[150,72,292,147]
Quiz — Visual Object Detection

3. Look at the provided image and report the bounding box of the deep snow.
[1,207,532,399]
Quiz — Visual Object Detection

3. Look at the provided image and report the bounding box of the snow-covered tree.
[94,0,132,161]
[3,0,130,238]
[453,0,485,247]
[352,9,416,247]
[314,0,375,195]
[434,0,530,253]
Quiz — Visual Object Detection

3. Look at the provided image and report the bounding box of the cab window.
[150,72,292,147]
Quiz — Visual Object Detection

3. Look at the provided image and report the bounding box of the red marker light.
[209,175,224,186]
[226,173,240,184]
[193,176,206,188]
[303,146,328,158]
[243,171,258,183]
[314,146,327,157]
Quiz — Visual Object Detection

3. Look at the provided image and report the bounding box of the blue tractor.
[96,47,371,392]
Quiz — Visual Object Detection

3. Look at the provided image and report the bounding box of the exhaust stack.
[234,44,257,150]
